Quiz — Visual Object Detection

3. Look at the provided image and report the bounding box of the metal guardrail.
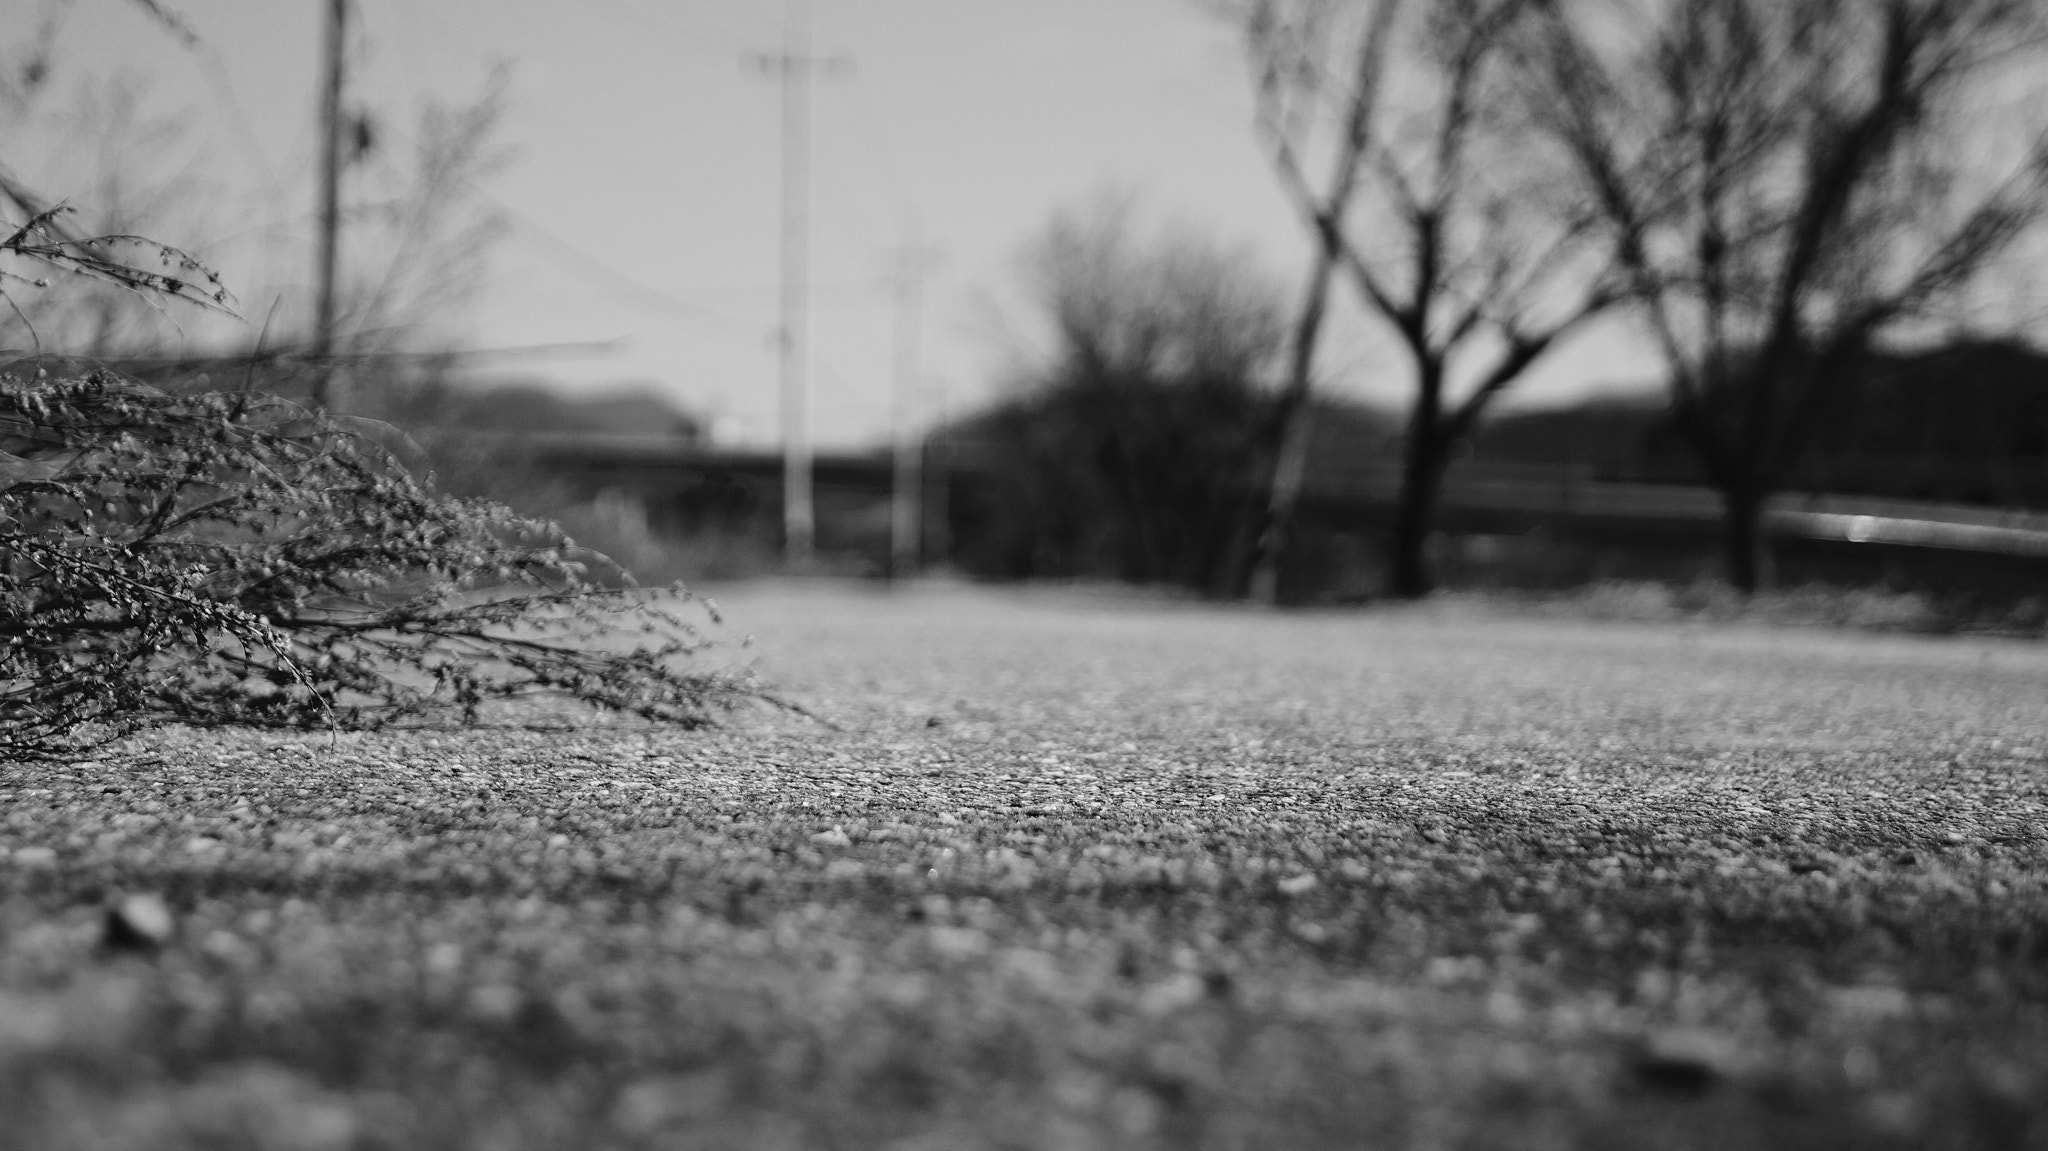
[1771,508,2048,559]
[1307,461,2048,558]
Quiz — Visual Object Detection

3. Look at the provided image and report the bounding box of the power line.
[605,0,757,61]
[836,68,927,238]
[342,2,816,350]
[338,87,773,342]
[811,112,895,265]
[189,37,288,203]
[494,211,771,338]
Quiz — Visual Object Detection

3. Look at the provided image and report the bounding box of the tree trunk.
[1388,437,1449,599]
[1719,485,1774,594]
[1247,248,1341,605]
[1210,480,1263,599]
[1246,398,1316,604]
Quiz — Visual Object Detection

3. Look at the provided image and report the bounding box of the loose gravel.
[1,579,2044,1150]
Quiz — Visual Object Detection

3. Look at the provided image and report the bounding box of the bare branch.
[1528,0,2048,589]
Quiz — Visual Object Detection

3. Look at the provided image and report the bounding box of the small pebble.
[1632,1028,1743,1093]
[1277,872,1320,895]
[104,894,176,951]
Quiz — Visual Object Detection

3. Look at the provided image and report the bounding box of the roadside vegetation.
[0,356,768,758]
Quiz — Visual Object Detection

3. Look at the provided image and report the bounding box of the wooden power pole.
[311,0,346,408]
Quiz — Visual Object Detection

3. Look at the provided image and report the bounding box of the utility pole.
[923,375,952,571]
[888,237,941,580]
[750,0,848,564]
[311,0,347,408]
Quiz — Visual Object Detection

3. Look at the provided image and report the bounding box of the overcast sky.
[14,0,1658,447]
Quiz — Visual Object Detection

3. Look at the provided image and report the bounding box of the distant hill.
[1295,397,1405,473]
[82,353,711,445]
[941,336,2047,509]
[1810,339,2048,457]
[1205,392,1682,482]
[1801,338,2048,505]
[1468,393,1682,479]
[439,382,706,441]
[1466,339,2048,505]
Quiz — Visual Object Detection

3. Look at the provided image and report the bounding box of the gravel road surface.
[2,579,2043,1150]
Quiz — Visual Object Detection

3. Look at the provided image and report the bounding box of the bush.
[949,198,1290,594]
[949,377,1278,591]
[0,361,767,758]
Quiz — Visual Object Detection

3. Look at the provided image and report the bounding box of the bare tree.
[984,196,1290,591]
[1230,0,1619,599]
[1531,0,2048,591]
[1024,197,1286,394]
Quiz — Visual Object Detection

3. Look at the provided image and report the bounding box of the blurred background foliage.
[4,0,2047,632]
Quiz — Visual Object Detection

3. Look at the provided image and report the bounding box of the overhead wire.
[333,1,778,344]
[811,109,894,275]
[277,0,931,418]
[186,35,289,204]
[602,0,764,62]
[585,0,924,414]
[834,60,926,240]
[457,5,791,323]
[396,144,774,341]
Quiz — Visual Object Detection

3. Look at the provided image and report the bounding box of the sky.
[11,0,1662,448]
